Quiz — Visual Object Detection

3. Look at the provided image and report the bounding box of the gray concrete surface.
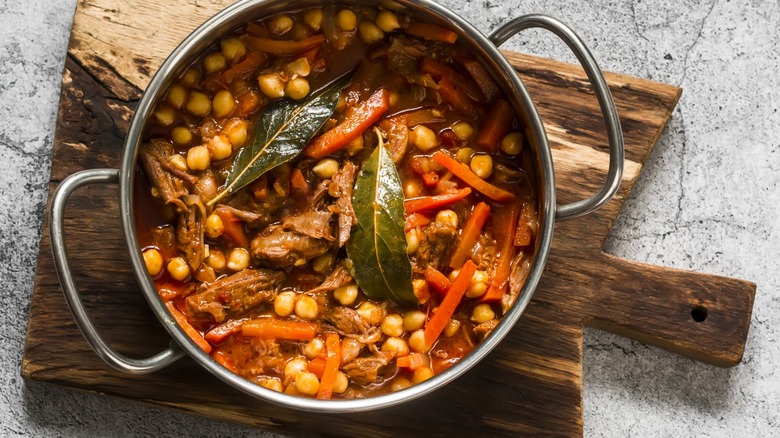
[1,0,777,436]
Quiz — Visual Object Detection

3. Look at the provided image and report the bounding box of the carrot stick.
[449,202,491,269]
[403,187,472,214]
[421,171,439,187]
[437,77,478,119]
[405,21,458,44]
[480,202,521,303]
[396,352,430,370]
[211,350,237,373]
[432,151,517,204]
[244,34,326,55]
[424,266,452,296]
[308,356,326,379]
[419,57,485,102]
[424,260,476,345]
[235,89,262,116]
[204,317,249,344]
[290,167,309,195]
[316,333,341,399]
[475,98,514,152]
[165,301,212,354]
[241,319,318,341]
[220,51,267,84]
[404,212,432,232]
[303,88,391,159]
[213,206,250,248]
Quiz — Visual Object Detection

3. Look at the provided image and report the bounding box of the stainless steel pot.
[49,0,623,412]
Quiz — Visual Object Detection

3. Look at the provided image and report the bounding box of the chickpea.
[403,310,426,332]
[390,377,412,392]
[285,77,310,100]
[341,338,363,363]
[291,23,312,41]
[303,8,323,31]
[336,9,357,31]
[166,84,188,109]
[181,67,201,87]
[294,371,320,395]
[207,135,232,161]
[222,118,248,148]
[203,52,227,75]
[205,213,224,239]
[154,105,176,127]
[403,178,424,198]
[311,253,336,274]
[412,366,435,384]
[167,257,190,281]
[381,337,409,357]
[143,248,163,276]
[283,356,308,384]
[408,329,431,353]
[171,125,193,146]
[471,303,496,324]
[312,158,339,179]
[443,318,461,338]
[448,269,460,283]
[456,147,476,164]
[227,247,251,271]
[212,90,235,118]
[303,338,324,359]
[333,371,349,394]
[501,132,524,156]
[220,37,246,63]
[186,145,211,171]
[333,284,358,306]
[274,291,297,317]
[259,378,283,392]
[185,91,211,117]
[269,14,294,35]
[346,134,364,155]
[412,279,429,303]
[168,154,188,172]
[470,154,493,179]
[381,314,404,337]
[358,21,384,44]
[284,384,302,396]
[411,125,440,151]
[406,228,421,255]
[356,301,384,325]
[466,270,489,298]
[286,58,311,77]
[452,121,475,140]
[435,209,459,228]
[295,295,319,320]
[375,10,400,32]
[258,73,285,99]
[205,249,226,271]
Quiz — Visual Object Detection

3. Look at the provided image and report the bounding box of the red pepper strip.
[404,212,432,232]
[480,202,521,303]
[303,88,391,159]
[424,260,476,345]
[475,98,513,152]
[243,34,326,56]
[165,301,212,354]
[404,187,472,214]
[449,202,491,269]
[424,266,452,296]
[219,51,267,84]
[432,151,517,204]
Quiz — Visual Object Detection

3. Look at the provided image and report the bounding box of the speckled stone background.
[1,0,777,436]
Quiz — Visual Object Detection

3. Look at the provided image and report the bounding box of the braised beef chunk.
[473,319,499,340]
[250,225,332,268]
[139,140,194,212]
[150,225,175,254]
[308,261,352,294]
[176,197,205,270]
[413,221,458,272]
[341,352,394,385]
[225,189,285,229]
[328,160,358,247]
[324,306,380,344]
[282,210,335,241]
[185,269,284,323]
[375,36,451,89]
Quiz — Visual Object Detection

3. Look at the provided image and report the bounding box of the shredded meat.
[328,160,358,247]
[282,210,335,241]
[150,225,175,255]
[176,196,205,270]
[473,319,499,340]
[225,189,285,228]
[138,139,194,212]
[308,261,352,294]
[413,221,458,272]
[341,352,394,385]
[250,225,332,268]
[323,306,381,344]
[185,269,284,323]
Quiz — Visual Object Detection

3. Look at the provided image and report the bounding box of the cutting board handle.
[585,253,756,367]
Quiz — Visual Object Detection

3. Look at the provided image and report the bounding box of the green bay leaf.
[346,133,416,307]
[208,73,352,206]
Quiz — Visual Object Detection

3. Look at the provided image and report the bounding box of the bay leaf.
[346,130,416,306]
[208,73,352,206]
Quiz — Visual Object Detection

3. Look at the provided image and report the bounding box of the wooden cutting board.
[22,1,756,436]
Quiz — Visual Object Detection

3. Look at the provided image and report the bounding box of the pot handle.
[49,168,185,374]
[490,14,625,221]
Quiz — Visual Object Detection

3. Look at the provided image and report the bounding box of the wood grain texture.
[22,1,755,436]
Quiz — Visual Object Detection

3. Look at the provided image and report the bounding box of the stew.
[136,5,538,399]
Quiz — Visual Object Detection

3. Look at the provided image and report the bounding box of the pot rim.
[119,0,556,412]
